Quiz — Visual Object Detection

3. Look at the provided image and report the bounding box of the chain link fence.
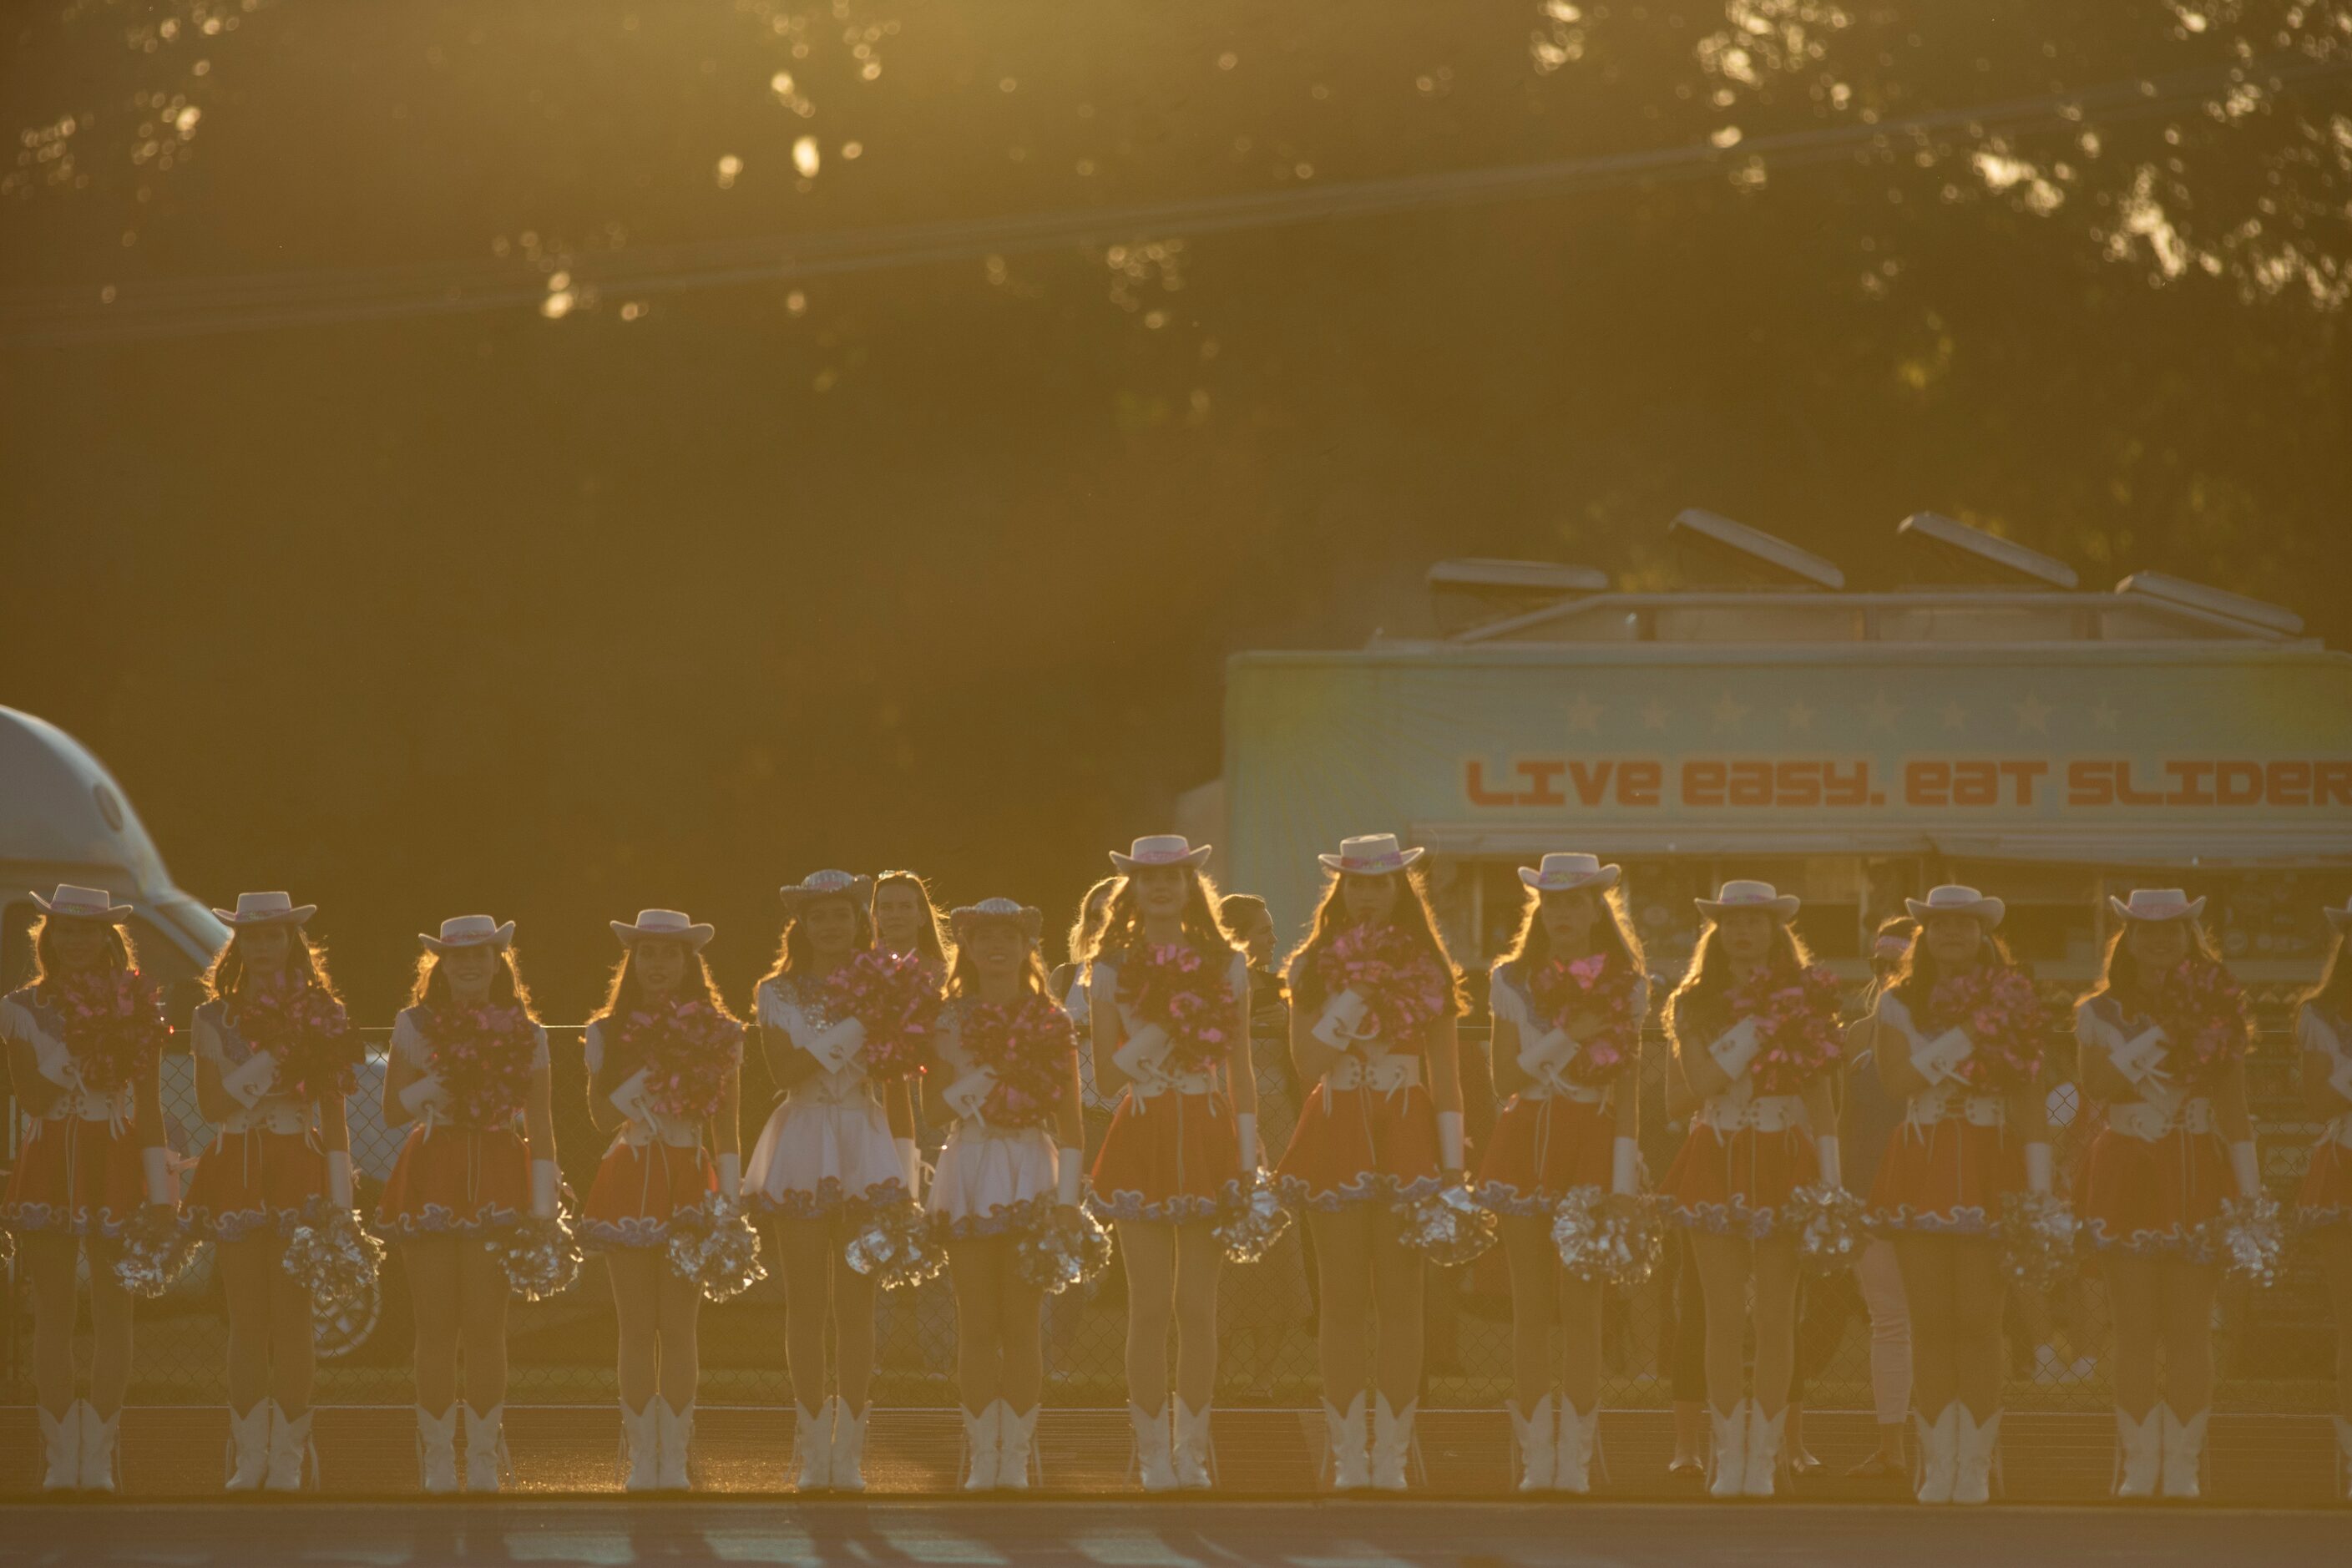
[3,984,2335,1414]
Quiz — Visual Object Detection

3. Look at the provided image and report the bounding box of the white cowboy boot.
[1172,1399,1214,1490]
[1510,1395,1555,1493]
[462,1404,507,1494]
[1130,1401,1177,1492]
[2334,1415,2352,1501]
[79,1403,121,1495]
[1370,1394,1416,1492]
[1743,1402,1786,1499]
[828,1399,868,1494]
[416,1405,459,1495]
[998,1404,1039,1490]
[1914,1403,1960,1505]
[657,1400,695,1491]
[619,1400,659,1491]
[962,1403,1001,1491]
[2159,1405,2208,1500]
[1952,1407,2000,1505]
[1555,1399,1600,1495]
[265,1402,316,1493]
[1707,1400,1748,1500]
[1323,1394,1370,1491]
[794,1401,834,1491]
[39,1403,81,1493]
[2112,1406,2162,1500]
[225,1401,271,1492]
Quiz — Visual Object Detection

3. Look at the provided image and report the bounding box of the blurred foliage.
[1,2,2346,1022]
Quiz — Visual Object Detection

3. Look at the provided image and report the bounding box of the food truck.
[1201,513,2352,988]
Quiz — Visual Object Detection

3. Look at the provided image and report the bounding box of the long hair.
[1066,875,1120,969]
[1094,867,1235,970]
[1495,883,1646,990]
[761,892,877,988]
[1284,868,1467,1018]
[2079,917,2224,1014]
[1888,922,2022,1014]
[873,871,952,965]
[1665,918,1817,1052]
[945,943,1055,1001]
[2300,929,2352,1024]
[204,925,338,1005]
[26,915,137,994]
[589,944,737,1097]
[409,945,539,1019]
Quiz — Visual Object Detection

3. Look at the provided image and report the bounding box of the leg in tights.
[1690,1232,1754,1417]
[2104,1252,2162,1420]
[84,1237,134,1419]
[1895,1234,1959,1419]
[1500,1215,1559,1418]
[1370,1204,1427,1411]
[1172,1222,1222,1410]
[25,1234,81,1419]
[219,1234,276,1418]
[1307,1207,1373,1410]
[402,1237,460,1416]
[266,1234,316,1419]
[1950,1236,2007,1420]
[457,1236,511,1414]
[1672,1231,1709,1460]
[655,1265,702,1413]
[608,1251,660,1413]
[1118,1221,1176,1417]
[996,1252,1046,1415]
[1750,1236,1801,1419]
[829,1222,877,1415]
[948,1239,1004,1414]
[778,1219,837,1410]
[2157,1257,2218,1415]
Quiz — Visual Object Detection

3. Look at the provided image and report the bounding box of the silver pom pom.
[113,1205,202,1300]
[1997,1191,2077,1292]
[1788,1183,1866,1279]
[1014,1200,1115,1297]
[0,1227,14,1263]
[843,1199,948,1292]
[665,1194,768,1304]
[2203,1193,2284,1290]
[498,1207,586,1302]
[281,1203,387,1317]
[1551,1187,1667,1290]
[1214,1168,1295,1267]
[1393,1183,1499,1268]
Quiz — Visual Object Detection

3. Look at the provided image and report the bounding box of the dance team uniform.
[744,969,913,1222]
[579,1018,733,1252]
[1474,957,1647,1216]
[1085,945,1249,1225]
[2296,1003,2352,1236]
[182,994,348,1245]
[1864,989,2036,1237]
[1660,1008,1823,1240]
[375,1004,547,1237]
[0,983,173,1239]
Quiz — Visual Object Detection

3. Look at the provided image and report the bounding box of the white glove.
[33,1036,83,1093]
[803,1016,867,1075]
[1707,1016,1761,1080]
[221,1050,278,1108]
[943,1069,996,1123]
[397,1073,449,1118]
[1516,1026,1576,1081]
[2024,1142,2053,1195]
[2109,1027,2171,1090]
[2228,1140,2260,1199]
[1909,1028,1972,1086]
[530,1158,560,1219]
[1237,1111,1258,1176]
[896,1136,923,1196]
[1437,1110,1465,1173]
[1055,1147,1084,1206]
[1814,1134,1843,1191]
[608,1067,654,1124]
[326,1151,355,1209]
[1611,1136,1640,1196]
[142,1146,175,1206]
[1112,1023,1171,1086]
[716,1151,741,1201]
[1312,989,1371,1050]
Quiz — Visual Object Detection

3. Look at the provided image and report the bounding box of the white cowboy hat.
[419,914,515,953]
[2108,888,2206,923]
[1318,833,1426,875]
[2327,901,2352,933]
[949,897,1044,945]
[31,884,133,923]
[1111,835,1213,872]
[610,908,715,949]
[1519,852,1621,893]
[213,891,318,928]
[1905,884,2006,928]
[1695,880,1801,921]
[781,869,875,908]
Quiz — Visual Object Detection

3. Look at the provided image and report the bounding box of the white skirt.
[927,1121,1058,1239]
[745,1090,907,1219]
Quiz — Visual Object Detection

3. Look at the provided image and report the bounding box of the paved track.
[1,1500,2345,1568]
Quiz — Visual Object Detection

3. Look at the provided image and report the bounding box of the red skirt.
[1089,1090,1242,1224]
[1867,1120,2025,1236]
[1473,1095,1615,1216]
[2295,1136,2352,1233]
[2075,1128,2230,1258]
[1662,1125,1818,1238]
[1274,1081,1443,1211]
[0,1117,149,1237]
[582,1138,715,1249]
[377,1124,530,1238]
[184,1129,328,1242]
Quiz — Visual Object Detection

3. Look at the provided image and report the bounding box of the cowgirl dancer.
[1474,854,1647,1493]
[0,887,177,1493]
[1086,837,1256,1490]
[1276,835,1468,1493]
[185,893,360,1492]
[924,899,1087,1490]
[1864,887,2055,1505]
[746,870,919,1491]
[1659,882,1843,1500]
[581,910,743,1491]
[873,870,954,981]
[2075,889,2260,1500]
[2298,900,2352,1500]
[379,915,561,1494]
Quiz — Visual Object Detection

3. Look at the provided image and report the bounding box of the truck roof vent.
[1427,559,1607,636]
[2117,570,2304,635]
[1667,509,1845,589]
[1895,512,2078,589]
